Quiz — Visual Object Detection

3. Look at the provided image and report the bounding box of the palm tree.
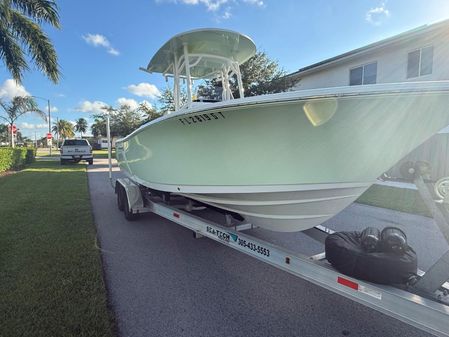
[0,0,60,83]
[74,118,88,137]
[52,119,74,141]
[0,96,45,147]
[91,116,106,138]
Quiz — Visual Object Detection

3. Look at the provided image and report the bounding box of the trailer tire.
[123,189,139,221]
[117,185,125,211]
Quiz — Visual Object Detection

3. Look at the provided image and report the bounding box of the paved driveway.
[88,158,448,337]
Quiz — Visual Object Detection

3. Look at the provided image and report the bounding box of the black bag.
[325,231,417,285]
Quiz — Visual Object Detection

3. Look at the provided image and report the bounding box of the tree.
[112,105,145,136]
[74,117,88,137]
[0,96,45,147]
[0,124,8,143]
[197,51,293,99]
[91,104,147,138]
[138,102,163,122]
[52,119,74,140]
[91,115,106,138]
[0,0,61,83]
[158,87,187,114]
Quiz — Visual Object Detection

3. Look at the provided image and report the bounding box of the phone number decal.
[237,238,270,257]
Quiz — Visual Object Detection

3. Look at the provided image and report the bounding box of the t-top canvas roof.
[144,29,256,78]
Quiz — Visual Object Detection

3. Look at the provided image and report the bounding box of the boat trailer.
[115,171,449,337]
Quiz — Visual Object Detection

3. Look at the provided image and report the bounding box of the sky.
[1,0,449,138]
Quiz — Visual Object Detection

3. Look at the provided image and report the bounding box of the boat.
[116,28,449,232]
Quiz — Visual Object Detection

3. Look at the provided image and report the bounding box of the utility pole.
[31,96,52,155]
[56,117,59,148]
[47,99,51,156]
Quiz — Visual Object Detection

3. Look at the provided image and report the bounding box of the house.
[96,137,117,150]
[286,19,449,90]
[285,19,449,181]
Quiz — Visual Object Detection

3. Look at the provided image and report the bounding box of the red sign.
[8,124,17,134]
[46,133,52,139]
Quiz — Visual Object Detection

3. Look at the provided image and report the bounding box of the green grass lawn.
[0,161,115,336]
[93,149,115,159]
[36,148,58,157]
[356,184,431,217]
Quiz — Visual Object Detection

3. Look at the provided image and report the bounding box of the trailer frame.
[115,176,449,337]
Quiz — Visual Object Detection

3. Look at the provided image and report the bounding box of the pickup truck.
[60,139,93,165]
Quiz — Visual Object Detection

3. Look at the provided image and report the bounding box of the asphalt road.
[88,158,448,337]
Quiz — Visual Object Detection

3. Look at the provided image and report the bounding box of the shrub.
[25,148,36,164]
[0,147,36,172]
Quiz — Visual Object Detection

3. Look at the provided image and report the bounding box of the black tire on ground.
[122,188,139,221]
[117,185,125,212]
[88,159,93,165]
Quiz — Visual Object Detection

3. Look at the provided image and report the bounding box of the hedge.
[0,148,36,172]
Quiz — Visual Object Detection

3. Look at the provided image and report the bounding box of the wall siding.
[291,28,449,90]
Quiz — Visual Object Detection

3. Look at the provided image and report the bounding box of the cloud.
[242,0,263,6]
[76,98,153,114]
[38,105,58,113]
[117,97,140,110]
[82,33,120,55]
[20,122,48,130]
[126,82,161,99]
[0,79,30,99]
[76,100,108,114]
[157,0,263,19]
[117,97,153,110]
[178,0,228,11]
[366,3,390,26]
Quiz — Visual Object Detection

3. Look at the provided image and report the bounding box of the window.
[63,139,88,146]
[407,46,433,78]
[349,62,377,85]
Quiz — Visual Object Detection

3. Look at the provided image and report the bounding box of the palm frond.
[0,24,28,82]
[11,96,46,121]
[10,0,60,28]
[9,9,59,83]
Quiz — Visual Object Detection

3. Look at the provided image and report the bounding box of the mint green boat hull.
[116,84,449,231]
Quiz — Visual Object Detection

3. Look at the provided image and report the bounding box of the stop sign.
[46,133,52,139]
[8,124,17,133]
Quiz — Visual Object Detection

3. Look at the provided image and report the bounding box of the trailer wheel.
[435,177,449,199]
[123,189,139,221]
[117,185,125,211]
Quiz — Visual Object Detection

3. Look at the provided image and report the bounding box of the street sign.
[46,133,52,139]
[47,138,52,146]
[8,124,17,134]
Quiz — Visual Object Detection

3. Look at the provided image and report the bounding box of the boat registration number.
[178,112,225,125]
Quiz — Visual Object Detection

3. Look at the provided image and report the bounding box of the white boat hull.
[179,182,370,231]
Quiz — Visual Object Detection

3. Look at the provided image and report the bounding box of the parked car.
[60,139,93,165]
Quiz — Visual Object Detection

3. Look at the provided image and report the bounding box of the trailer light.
[337,276,359,290]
